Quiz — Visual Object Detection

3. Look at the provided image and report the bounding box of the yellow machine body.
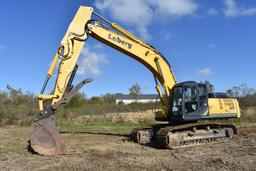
[29,6,241,155]
[208,98,240,118]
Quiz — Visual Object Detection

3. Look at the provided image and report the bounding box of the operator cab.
[169,81,208,123]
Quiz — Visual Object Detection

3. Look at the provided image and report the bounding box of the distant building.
[115,94,160,105]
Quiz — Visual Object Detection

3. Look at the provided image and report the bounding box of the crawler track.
[130,123,237,149]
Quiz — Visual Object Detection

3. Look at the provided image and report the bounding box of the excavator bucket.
[29,116,64,156]
[29,78,93,156]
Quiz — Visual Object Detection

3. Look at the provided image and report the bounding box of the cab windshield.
[171,84,208,116]
[171,86,183,114]
[184,86,198,113]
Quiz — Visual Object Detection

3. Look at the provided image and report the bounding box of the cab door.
[183,84,208,121]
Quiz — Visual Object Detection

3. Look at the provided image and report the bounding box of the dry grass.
[70,110,156,125]
[240,106,256,121]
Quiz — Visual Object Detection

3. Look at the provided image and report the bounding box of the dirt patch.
[0,126,255,171]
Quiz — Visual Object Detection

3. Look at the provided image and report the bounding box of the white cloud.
[77,46,108,75]
[0,45,6,51]
[224,0,256,17]
[197,68,212,77]
[150,0,198,17]
[224,0,237,17]
[93,43,104,49]
[143,84,150,90]
[207,43,216,48]
[241,7,256,16]
[208,8,219,15]
[161,30,173,41]
[95,0,198,40]
[95,0,153,40]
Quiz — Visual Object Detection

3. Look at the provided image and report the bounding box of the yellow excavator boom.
[39,6,176,114]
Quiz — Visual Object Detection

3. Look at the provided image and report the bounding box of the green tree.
[65,92,86,108]
[101,93,116,104]
[6,85,35,105]
[88,96,102,104]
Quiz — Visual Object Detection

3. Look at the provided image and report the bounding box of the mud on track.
[0,126,255,171]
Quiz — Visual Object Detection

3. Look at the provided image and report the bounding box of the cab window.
[184,86,198,113]
[172,87,183,114]
[198,85,207,106]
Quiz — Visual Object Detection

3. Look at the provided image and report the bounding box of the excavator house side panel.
[208,98,240,118]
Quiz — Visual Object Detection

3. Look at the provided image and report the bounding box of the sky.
[0,0,255,97]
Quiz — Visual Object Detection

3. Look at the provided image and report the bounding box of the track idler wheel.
[130,128,153,144]
[29,116,64,156]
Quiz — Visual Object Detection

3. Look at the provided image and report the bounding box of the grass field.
[0,122,256,171]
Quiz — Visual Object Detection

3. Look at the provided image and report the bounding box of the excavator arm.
[38,6,176,115]
[30,6,176,155]
[38,6,93,110]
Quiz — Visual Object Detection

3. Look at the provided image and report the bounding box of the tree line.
[0,81,255,109]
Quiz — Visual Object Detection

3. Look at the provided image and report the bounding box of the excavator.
[29,6,240,156]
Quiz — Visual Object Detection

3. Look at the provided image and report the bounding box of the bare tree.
[129,83,142,98]
[201,80,214,93]
[240,83,256,96]
[226,83,256,97]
